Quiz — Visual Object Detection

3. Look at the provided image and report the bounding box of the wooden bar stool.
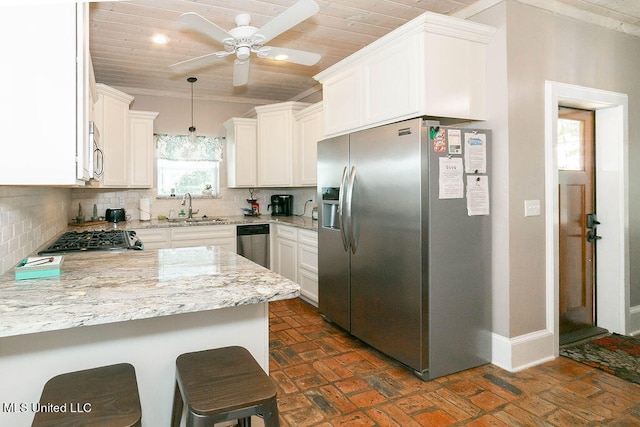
[171,346,280,427]
[31,363,141,427]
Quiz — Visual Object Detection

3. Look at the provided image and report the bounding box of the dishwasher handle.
[236,224,270,236]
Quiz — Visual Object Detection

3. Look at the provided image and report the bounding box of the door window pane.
[557,119,584,171]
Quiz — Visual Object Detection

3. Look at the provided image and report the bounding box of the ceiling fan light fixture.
[236,46,251,61]
[187,77,198,144]
[274,54,289,61]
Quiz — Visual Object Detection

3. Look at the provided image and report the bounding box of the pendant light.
[187,76,198,144]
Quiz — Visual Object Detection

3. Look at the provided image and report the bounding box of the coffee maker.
[269,195,293,216]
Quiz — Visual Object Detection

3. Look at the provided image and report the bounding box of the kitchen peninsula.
[0,246,299,426]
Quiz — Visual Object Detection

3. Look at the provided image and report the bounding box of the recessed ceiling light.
[152,34,168,45]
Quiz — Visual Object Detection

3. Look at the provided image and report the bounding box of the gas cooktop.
[38,230,143,255]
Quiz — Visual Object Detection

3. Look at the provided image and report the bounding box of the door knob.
[587,230,602,243]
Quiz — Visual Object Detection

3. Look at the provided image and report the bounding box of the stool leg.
[171,381,184,427]
[261,399,280,427]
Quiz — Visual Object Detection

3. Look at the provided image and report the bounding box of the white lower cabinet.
[297,229,318,304]
[274,236,297,282]
[133,228,170,250]
[170,226,236,251]
[272,224,318,305]
[134,225,235,251]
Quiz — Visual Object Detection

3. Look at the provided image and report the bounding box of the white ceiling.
[89,0,640,105]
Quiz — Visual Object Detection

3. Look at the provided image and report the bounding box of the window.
[557,118,584,171]
[156,134,224,196]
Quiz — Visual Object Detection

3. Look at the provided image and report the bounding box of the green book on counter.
[14,256,64,280]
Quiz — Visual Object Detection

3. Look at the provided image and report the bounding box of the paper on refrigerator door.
[438,157,464,199]
[447,129,462,155]
[464,132,487,173]
[466,175,490,215]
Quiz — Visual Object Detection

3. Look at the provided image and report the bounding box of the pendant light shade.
[187,77,198,144]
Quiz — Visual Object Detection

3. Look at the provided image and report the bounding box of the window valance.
[155,134,224,162]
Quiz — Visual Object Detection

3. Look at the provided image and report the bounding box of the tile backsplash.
[0,187,70,275]
[70,187,317,222]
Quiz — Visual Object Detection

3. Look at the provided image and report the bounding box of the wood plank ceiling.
[89,0,640,105]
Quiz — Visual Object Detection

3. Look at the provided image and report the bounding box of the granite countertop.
[70,215,318,232]
[0,246,300,338]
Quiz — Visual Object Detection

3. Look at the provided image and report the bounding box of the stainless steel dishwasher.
[236,224,270,268]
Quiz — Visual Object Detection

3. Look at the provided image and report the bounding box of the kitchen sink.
[166,216,228,225]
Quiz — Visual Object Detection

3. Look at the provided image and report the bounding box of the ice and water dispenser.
[321,187,340,229]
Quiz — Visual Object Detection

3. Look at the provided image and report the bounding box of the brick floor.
[269,298,640,426]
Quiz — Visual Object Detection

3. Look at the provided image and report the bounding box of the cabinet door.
[294,104,323,186]
[133,228,170,249]
[170,225,236,250]
[129,111,158,188]
[0,3,81,185]
[96,85,133,187]
[297,268,319,306]
[257,109,293,186]
[224,118,257,187]
[172,237,236,251]
[362,33,421,126]
[297,229,318,304]
[321,66,362,137]
[275,237,297,281]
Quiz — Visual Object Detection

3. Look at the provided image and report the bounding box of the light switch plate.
[524,199,541,217]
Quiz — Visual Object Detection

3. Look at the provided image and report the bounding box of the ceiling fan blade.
[254,0,320,43]
[233,59,250,86]
[169,51,230,73]
[257,46,320,66]
[178,12,233,45]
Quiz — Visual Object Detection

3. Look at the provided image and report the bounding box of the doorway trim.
[544,81,629,357]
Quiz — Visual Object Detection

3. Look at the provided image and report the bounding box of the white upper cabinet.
[321,68,362,137]
[224,101,320,188]
[93,84,134,187]
[255,102,309,187]
[223,118,258,188]
[294,102,324,186]
[0,3,92,185]
[92,84,157,189]
[128,110,159,188]
[315,12,496,137]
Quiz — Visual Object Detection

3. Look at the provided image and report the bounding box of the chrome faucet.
[181,193,199,218]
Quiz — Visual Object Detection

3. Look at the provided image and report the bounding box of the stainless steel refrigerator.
[317,118,491,380]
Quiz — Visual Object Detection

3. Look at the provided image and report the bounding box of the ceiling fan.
[170,0,321,87]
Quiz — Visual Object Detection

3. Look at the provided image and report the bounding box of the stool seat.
[172,346,279,427]
[32,363,141,427]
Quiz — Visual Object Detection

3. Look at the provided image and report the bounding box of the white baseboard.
[630,305,640,336]
[491,329,555,372]
[491,308,640,371]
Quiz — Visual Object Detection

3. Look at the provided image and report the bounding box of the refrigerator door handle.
[346,165,357,254]
[338,166,349,251]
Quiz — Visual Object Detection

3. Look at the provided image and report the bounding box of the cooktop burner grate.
[39,230,142,254]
